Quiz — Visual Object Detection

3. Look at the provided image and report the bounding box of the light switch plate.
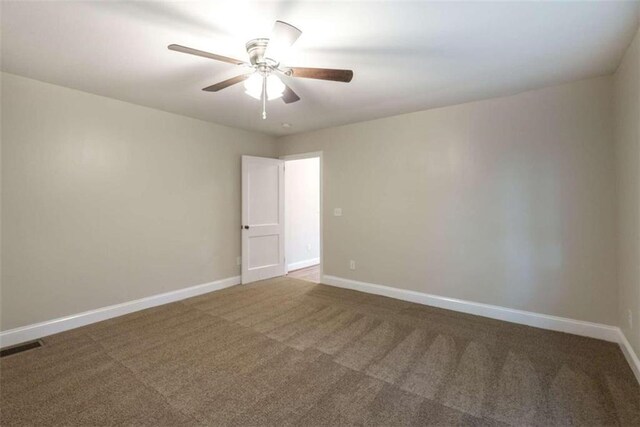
[334,208,342,216]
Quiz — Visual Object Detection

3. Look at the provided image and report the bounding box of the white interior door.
[242,155,285,284]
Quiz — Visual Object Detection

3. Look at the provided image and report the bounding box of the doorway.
[282,152,322,283]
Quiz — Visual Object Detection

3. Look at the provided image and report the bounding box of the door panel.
[249,234,280,267]
[242,156,285,284]
[248,162,280,224]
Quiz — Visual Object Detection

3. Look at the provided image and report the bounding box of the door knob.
[243,225,249,229]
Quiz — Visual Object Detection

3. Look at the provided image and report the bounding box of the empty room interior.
[1,1,640,425]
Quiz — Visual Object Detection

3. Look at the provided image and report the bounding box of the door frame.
[280,151,323,281]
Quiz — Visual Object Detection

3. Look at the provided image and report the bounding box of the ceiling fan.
[168,20,353,120]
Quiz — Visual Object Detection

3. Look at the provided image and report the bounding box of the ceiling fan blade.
[202,74,252,92]
[282,84,300,104]
[289,67,353,83]
[168,44,246,65]
[264,21,302,60]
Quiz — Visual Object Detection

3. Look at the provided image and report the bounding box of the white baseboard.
[288,258,320,272]
[0,276,240,349]
[322,274,639,384]
[320,275,640,383]
[321,275,620,341]
[4,272,638,385]
[618,329,640,384]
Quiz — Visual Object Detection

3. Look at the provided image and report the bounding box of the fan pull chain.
[262,75,267,119]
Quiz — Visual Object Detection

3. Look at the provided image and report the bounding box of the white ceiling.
[2,1,639,136]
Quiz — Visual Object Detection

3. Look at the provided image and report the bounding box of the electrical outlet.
[628,309,633,329]
[307,243,312,252]
[236,256,241,266]
[334,208,342,217]
[349,260,356,270]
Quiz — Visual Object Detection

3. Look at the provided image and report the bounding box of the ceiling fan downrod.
[262,75,267,120]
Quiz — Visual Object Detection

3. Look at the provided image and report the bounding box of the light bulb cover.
[244,73,262,100]
[266,75,285,100]
[244,73,285,100]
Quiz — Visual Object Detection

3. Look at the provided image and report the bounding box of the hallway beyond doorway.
[287,265,320,283]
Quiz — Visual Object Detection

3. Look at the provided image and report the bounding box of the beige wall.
[1,72,277,330]
[0,69,626,332]
[278,76,618,326]
[614,28,640,355]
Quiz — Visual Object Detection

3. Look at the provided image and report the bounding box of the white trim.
[280,151,323,161]
[618,329,640,384]
[0,276,240,349]
[288,258,320,272]
[321,275,620,342]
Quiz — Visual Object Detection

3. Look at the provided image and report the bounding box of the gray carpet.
[1,276,639,426]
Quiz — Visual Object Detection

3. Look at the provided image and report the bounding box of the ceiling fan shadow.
[305,45,443,58]
[159,62,228,87]
[94,1,229,38]
[272,1,303,24]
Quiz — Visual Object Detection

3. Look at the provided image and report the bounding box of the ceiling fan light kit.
[244,74,285,101]
[168,20,353,120]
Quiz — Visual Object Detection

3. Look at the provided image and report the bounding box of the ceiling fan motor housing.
[246,38,279,68]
